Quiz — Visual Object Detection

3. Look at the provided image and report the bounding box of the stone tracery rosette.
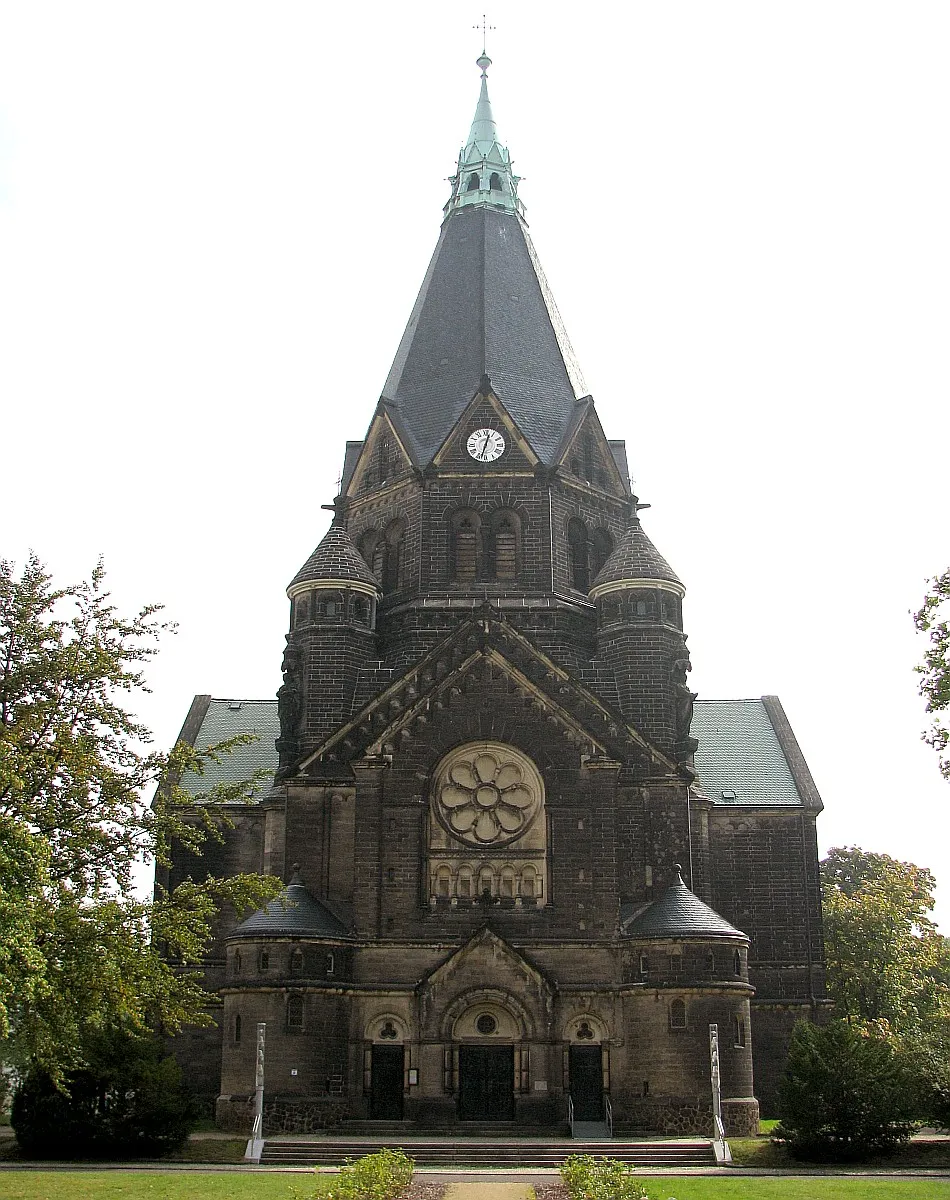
[434,745,542,847]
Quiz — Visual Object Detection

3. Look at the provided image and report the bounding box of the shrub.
[11,1027,196,1159]
[774,1018,918,1160]
[314,1148,414,1200]
[560,1153,656,1200]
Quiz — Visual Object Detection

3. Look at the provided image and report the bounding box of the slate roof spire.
[380,54,588,467]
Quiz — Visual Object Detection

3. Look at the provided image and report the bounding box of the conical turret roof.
[590,520,683,595]
[380,55,587,467]
[622,867,747,940]
[288,521,379,594]
[229,868,353,939]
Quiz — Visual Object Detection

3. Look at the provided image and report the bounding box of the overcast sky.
[2,2,948,924]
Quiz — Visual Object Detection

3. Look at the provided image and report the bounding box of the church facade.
[162,55,827,1135]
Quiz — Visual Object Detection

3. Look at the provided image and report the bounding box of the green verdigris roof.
[622,867,747,940]
[175,698,279,800]
[690,698,812,808]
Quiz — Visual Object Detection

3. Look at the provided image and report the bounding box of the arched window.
[457,867,473,898]
[383,518,406,592]
[376,438,395,485]
[234,950,242,974]
[259,949,269,972]
[287,994,304,1031]
[489,172,502,191]
[490,509,520,580]
[589,528,613,581]
[567,518,589,591]
[467,172,480,192]
[451,509,482,582]
[290,949,303,976]
[706,951,716,974]
[734,949,742,977]
[500,867,515,897]
[234,1013,242,1044]
[478,867,494,897]
[351,594,368,625]
[669,999,687,1030]
[436,867,451,897]
[358,529,384,584]
[520,866,538,898]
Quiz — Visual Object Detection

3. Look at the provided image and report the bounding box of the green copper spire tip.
[444,53,523,220]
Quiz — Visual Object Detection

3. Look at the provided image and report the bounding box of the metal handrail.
[604,1094,613,1139]
[567,1094,574,1139]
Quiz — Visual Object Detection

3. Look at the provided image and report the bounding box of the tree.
[821,846,950,1034]
[0,554,280,1081]
[11,1025,197,1158]
[776,1019,917,1159]
[915,569,950,780]
[821,846,950,1131]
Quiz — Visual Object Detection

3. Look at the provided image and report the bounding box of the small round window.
[476,1013,498,1035]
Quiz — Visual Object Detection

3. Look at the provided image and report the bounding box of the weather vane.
[473,14,495,56]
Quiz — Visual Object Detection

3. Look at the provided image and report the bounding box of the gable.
[290,609,679,779]
[420,926,554,998]
[557,403,628,498]
[345,407,415,499]
[431,385,538,472]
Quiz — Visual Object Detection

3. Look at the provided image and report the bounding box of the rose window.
[436,749,540,846]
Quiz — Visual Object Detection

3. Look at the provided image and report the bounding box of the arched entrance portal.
[567,1017,608,1121]
[366,1015,406,1120]
[452,999,521,1121]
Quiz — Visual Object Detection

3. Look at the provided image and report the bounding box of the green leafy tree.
[11,1025,197,1158]
[915,569,950,780]
[776,1019,917,1159]
[821,846,950,1033]
[0,554,280,1080]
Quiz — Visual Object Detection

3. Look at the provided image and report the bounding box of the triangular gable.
[344,404,415,499]
[419,926,555,997]
[555,402,628,497]
[290,607,680,778]
[431,384,539,471]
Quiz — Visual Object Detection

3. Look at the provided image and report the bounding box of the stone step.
[258,1138,715,1167]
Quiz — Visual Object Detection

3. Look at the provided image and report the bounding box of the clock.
[467,427,506,462]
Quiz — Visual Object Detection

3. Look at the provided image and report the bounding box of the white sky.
[2,3,949,925]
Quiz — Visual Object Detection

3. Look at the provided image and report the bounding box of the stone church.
[162,53,827,1135]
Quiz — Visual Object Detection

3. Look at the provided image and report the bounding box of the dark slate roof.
[381,206,587,466]
[289,522,379,592]
[590,520,682,591]
[176,698,280,799]
[691,699,806,807]
[229,870,352,939]
[622,868,747,940]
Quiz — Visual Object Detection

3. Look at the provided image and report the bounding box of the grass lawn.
[2,1175,950,1200]
[652,1185,950,1199]
[0,1172,331,1200]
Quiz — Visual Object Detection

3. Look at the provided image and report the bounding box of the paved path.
[444,1185,530,1200]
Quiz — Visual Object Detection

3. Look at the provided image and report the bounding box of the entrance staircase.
[258,1124,716,1168]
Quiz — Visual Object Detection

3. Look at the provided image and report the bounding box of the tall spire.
[444,54,522,218]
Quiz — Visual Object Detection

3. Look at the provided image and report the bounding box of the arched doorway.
[453,1000,520,1121]
[366,1015,406,1120]
[567,1017,608,1121]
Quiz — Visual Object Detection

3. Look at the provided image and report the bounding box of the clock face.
[467,427,506,462]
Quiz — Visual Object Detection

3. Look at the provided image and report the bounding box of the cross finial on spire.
[473,13,495,61]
